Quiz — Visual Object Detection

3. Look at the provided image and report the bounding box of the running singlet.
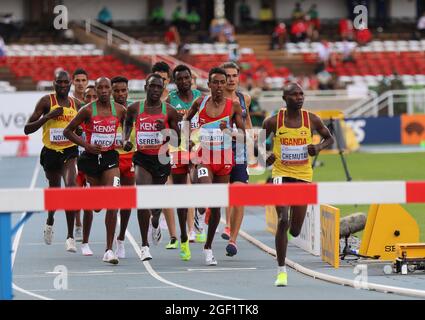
[272,109,313,182]
[84,101,119,152]
[135,101,169,155]
[114,99,136,155]
[42,94,77,150]
[232,91,247,162]
[197,96,233,160]
[169,89,201,153]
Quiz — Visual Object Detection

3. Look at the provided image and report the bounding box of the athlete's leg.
[289,205,308,237]
[162,208,177,240]
[229,182,245,244]
[275,205,290,267]
[117,174,135,241]
[45,170,61,226]
[100,167,120,251]
[135,165,153,247]
[62,157,78,239]
[171,173,189,243]
[83,176,101,244]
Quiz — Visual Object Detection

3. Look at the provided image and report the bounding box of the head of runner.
[152,61,171,88]
[111,76,129,105]
[95,77,112,104]
[173,65,192,94]
[208,67,227,102]
[221,61,240,93]
[54,70,71,99]
[283,83,304,112]
[83,85,97,104]
[72,68,89,99]
[145,74,165,105]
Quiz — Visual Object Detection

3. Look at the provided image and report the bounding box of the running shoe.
[81,243,93,256]
[195,232,206,243]
[221,226,230,240]
[194,210,204,233]
[115,239,126,259]
[65,238,77,253]
[205,208,211,225]
[274,272,288,287]
[179,240,191,261]
[44,224,53,245]
[203,249,217,266]
[75,226,83,242]
[165,237,179,249]
[103,249,119,265]
[225,241,238,256]
[140,246,152,261]
[189,230,196,243]
[150,224,162,245]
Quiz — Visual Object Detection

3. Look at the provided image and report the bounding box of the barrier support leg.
[0,212,12,300]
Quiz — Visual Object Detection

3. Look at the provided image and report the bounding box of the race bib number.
[114,132,123,147]
[137,131,163,149]
[281,145,309,165]
[90,133,115,149]
[49,128,69,145]
[200,128,224,144]
[197,167,209,178]
[191,114,199,129]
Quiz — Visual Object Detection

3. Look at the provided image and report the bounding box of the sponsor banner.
[401,114,425,145]
[289,204,321,256]
[0,92,50,156]
[346,116,401,145]
[320,204,340,268]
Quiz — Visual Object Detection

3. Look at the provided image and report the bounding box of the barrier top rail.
[0,181,424,212]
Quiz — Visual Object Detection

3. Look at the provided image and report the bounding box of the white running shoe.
[103,249,119,264]
[115,239,126,259]
[189,230,196,243]
[203,249,217,266]
[44,224,53,245]
[150,222,162,245]
[140,246,152,261]
[65,238,77,253]
[75,226,83,242]
[81,243,93,256]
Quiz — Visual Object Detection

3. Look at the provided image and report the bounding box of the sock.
[278,266,287,274]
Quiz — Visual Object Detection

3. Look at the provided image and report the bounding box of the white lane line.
[187,267,257,272]
[11,163,52,300]
[124,228,241,300]
[127,286,174,290]
[45,270,114,275]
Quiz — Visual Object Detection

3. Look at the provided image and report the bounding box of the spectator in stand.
[239,0,253,28]
[222,20,236,43]
[229,46,240,62]
[317,39,333,68]
[259,3,274,33]
[210,18,225,42]
[307,4,320,31]
[417,11,425,39]
[341,39,356,63]
[292,2,304,21]
[164,25,181,47]
[172,6,186,30]
[290,18,307,43]
[187,8,200,31]
[271,22,286,50]
[248,88,266,128]
[355,25,372,46]
[339,17,354,40]
[151,5,165,26]
[97,6,113,27]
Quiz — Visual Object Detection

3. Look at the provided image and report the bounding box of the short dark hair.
[220,62,240,73]
[208,67,227,82]
[146,73,165,85]
[172,64,192,80]
[111,76,128,85]
[85,85,95,90]
[72,68,88,79]
[152,61,170,76]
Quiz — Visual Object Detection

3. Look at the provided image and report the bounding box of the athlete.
[184,67,245,266]
[24,70,80,253]
[262,83,334,286]
[123,73,181,261]
[220,62,253,257]
[64,77,126,264]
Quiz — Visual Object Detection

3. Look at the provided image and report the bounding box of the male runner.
[185,67,245,266]
[220,61,253,256]
[166,64,203,257]
[111,76,136,259]
[262,83,334,286]
[64,77,126,264]
[72,68,89,242]
[123,73,181,261]
[24,70,80,252]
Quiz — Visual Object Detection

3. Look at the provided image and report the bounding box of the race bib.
[200,128,224,144]
[114,132,123,147]
[90,133,115,149]
[49,128,69,145]
[137,131,163,149]
[281,145,309,165]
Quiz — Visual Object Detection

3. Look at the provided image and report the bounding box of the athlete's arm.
[184,97,201,122]
[123,101,138,151]
[231,100,245,131]
[244,94,253,130]
[166,104,181,148]
[63,106,101,154]
[24,95,61,135]
[262,114,277,166]
[308,113,334,156]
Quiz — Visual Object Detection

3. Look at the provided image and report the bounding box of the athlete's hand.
[308,144,321,156]
[155,119,165,131]
[46,107,63,120]
[75,126,83,136]
[123,140,133,152]
[266,153,276,166]
[219,120,228,131]
[87,144,102,155]
[176,112,184,122]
